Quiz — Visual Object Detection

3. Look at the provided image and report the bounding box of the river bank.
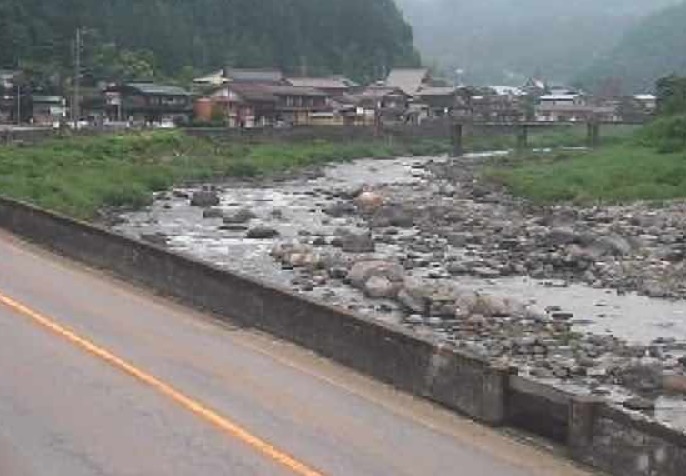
[114,149,686,428]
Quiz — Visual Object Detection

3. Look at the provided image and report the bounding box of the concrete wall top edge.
[599,403,686,446]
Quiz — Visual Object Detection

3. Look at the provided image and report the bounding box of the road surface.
[0,231,592,475]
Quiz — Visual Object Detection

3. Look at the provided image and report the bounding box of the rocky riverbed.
[114,152,686,429]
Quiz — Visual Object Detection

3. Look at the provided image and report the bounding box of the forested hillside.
[0,0,420,84]
[579,2,686,93]
[396,0,679,86]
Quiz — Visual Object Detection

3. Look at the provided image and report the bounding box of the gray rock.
[172,190,190,199]
[203,207,224,219]
[364,275,399,299]
[616,363,664,392]
[341,231,375,253]
[324,202,356,218]
[190,190,220,207]
[444,232,471,247]
[223,208,256,224]
[454,292,478,319]
[471,295,523,318]
[220,224,248,232]
[371,205,415,228]
[589,234,632,257]
[547,227,579,246]
[446,262,470,276]
[246,226,280,239]
[472,266,501,279]
[348,260,404,289]
[328,267,348,280]
[623,396,655,412]
[397,278,432,314]
[398,289,426,314]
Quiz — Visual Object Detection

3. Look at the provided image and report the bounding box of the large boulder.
[664,374,686,395]
[616,362,664,393]
[371,204,415,228]
[348,260,404,289]
[589,234,633,257]
[397,278,432,314]
[340,231,375,253]
[364,276,400,299]
[471,295,524,318]
[454,292,478,319]
[354,191,384,213]
[190,190,220,207]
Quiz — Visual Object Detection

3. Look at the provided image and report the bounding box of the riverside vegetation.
[0,131,453,219]
[485,116,686,204]
[0,121,674,220]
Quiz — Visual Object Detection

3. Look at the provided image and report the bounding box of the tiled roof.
[385,68,429,95]
[224,68,283,83]
[127,83,191,96]
[285,76,358,89]
[418,86,457,97]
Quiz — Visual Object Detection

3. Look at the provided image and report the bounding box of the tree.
[0,0,421,83]
[656,75,686,116]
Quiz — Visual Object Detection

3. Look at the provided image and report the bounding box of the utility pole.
[72,27,82,128]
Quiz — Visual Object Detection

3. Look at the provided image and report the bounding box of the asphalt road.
[0,231,593,475]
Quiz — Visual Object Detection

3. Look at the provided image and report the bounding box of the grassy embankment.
[0,131,450,219]
[484,117,686,204]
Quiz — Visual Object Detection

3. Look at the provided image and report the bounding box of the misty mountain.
[579,2,686,93]
[396,0,680,86]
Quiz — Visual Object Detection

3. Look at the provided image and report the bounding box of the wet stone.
[623,396,655,412]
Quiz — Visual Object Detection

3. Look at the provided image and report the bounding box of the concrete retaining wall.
[1,195,685,475]
[0,196,506,424]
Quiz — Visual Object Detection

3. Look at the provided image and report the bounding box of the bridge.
[448,120,644,156]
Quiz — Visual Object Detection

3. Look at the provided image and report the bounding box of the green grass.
[0,131,449,219]
[485,145,686,204]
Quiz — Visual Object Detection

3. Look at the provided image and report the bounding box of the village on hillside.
[0,66,657,129]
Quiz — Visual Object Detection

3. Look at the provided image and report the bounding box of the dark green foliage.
[0,0,420,84]
[637,115,686,153]
[656,75,686,116]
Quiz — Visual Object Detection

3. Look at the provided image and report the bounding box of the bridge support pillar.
[586,122,600,148]
[516,124,529,151]
[451,123,464,157]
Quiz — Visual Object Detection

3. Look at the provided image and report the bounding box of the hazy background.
[395,0,682,88]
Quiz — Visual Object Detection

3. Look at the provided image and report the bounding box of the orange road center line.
[0,292,324,476]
